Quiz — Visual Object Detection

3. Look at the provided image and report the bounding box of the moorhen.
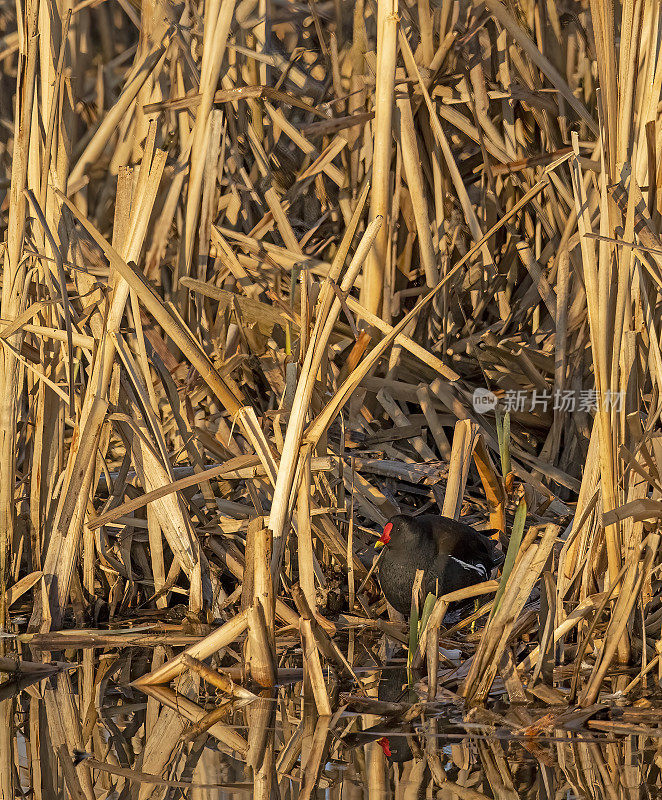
[341,664,416,763]
[375,514,502,615]
[341,663,468,763]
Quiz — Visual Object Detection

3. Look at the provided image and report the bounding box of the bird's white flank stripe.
[447,556,487,579]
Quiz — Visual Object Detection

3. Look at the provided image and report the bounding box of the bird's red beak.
[377,737,392,757]
[375,522,393,549]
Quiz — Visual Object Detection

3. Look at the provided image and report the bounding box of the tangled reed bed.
[2,0,662,794]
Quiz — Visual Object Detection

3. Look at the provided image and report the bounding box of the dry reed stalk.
[516,592,607,674]
[0,0,39,667]
[137,677,193,799]
[462,525,559,704]
[141,684,249,755]
[297,445,316,611]
[479,0,598,134]
[377,389,437,462]
[181,653,256,700]
[571,143,622,574]
[298,715,332,800]
[30,144,168,627]
[442,421,478,519]
[397,93,438,289]
[399,29,495,276]
[57,189,243,415]
[472,437,506,534]
[412,581,499,669]
[580,534,660,705]
[43,674,94,799]
[245,518,276,687]
[181,0,234,278]
[134,610,248,686]
[362,0,397,316]
[179,698,236,741]
[300,617,332,716]
[247,694,276,800]
[68,40,168,189]
[345,296,460,380]
[304,241,499,450]
[269,196,377,561]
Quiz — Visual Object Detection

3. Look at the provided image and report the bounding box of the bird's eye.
[379,522,393,545]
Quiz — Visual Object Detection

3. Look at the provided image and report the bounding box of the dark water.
[2,644,661,799]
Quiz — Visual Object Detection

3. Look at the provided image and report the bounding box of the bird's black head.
[375,515,419,550]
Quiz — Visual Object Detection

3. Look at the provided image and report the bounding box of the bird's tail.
[475,529,505,569]
[490,544,505,569]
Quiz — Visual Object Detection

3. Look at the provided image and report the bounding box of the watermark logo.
[472,388,623,414]
[472,388,498,413]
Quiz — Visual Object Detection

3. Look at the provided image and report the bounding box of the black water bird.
[375,514,503,615]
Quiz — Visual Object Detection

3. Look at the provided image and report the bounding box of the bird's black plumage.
[341,664,416,762]
[377,514,503,615]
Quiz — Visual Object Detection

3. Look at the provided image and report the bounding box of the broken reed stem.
[134,610,249,686]
[246,517,276,688]
[442,420,478,519]
[181,654,257,700]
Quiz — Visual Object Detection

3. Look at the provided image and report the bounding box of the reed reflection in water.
[2,650,661,800]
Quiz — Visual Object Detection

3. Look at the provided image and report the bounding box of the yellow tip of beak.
[374,541,385,550]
